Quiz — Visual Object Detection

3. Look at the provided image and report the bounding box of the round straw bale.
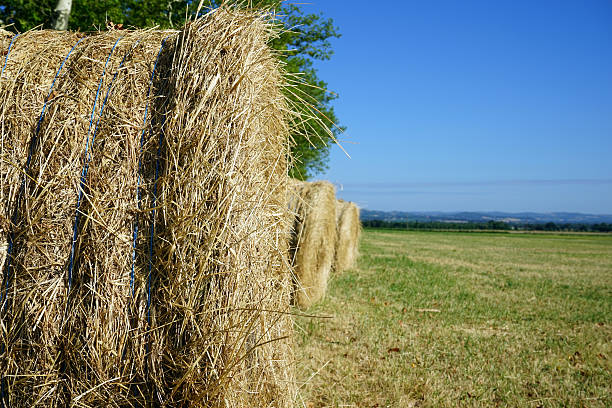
[289,180,337,309]
[0,8,295,407]
[334,200,361,273]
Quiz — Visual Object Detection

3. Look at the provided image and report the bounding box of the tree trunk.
[52,0,72,30]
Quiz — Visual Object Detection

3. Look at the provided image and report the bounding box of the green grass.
[295,229,612,407]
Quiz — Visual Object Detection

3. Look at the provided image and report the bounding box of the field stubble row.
[296,229,612,407]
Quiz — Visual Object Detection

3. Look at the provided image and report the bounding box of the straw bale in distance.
[0,8,294,407]
[289,180,337,309]
[334,199,361,273]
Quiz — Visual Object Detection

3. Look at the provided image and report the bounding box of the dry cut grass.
[296,229,612,407]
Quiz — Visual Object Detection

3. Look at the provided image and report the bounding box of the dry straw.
[289,180,337,309]
[334,200,361,273]
[0,8,294,407]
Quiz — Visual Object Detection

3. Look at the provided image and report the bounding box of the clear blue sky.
[300,0,612,213]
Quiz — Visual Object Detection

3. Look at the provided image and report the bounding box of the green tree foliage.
[0,0,341,179]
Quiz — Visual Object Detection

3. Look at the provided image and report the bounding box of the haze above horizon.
[303,0,612,213]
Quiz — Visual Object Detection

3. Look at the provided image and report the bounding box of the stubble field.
[295,229,612,407]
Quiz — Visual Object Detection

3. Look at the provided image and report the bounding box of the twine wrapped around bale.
[289,180,337,309]
[0,8,294,407]
[334,200,361,273]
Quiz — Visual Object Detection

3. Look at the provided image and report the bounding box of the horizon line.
[360,209,612,217]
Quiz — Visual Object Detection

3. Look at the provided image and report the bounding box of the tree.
[52,0,72,30]
[0,0,342,179]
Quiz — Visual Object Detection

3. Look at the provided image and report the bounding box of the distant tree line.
[362,220,612,233]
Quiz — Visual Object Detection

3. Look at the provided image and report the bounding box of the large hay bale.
[289,180,337,309]
[334,200,361,273]
[0,8,294,407]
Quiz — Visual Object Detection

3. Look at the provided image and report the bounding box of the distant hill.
[360,210,612,225]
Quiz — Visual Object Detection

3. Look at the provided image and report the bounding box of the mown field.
[295,229,612,407]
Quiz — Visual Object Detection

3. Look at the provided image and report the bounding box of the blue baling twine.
[67,36,123,290]
[1,37,83,309]
[132,38,167,298]
[91,40,140,140]
[0,34,18,79]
